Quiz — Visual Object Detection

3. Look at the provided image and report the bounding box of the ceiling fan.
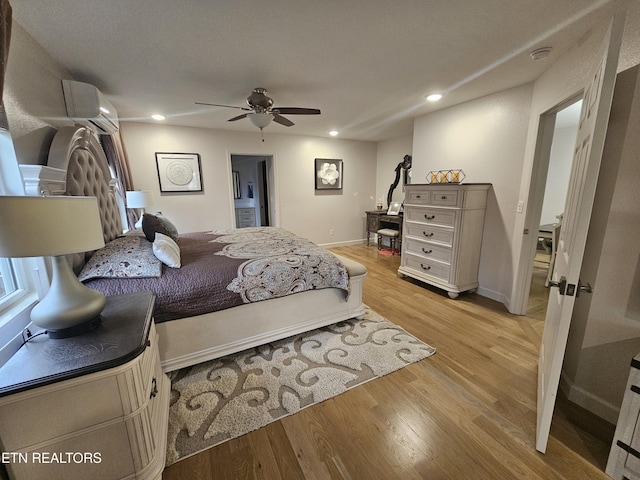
[196,88,321,129]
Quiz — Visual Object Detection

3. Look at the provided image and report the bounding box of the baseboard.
[476,286,511,310]
[560,371,620,425]
[319,239,366,248]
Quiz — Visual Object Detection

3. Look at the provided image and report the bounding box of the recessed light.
[329,130,339,137]
[99,106,110,114]
[151,114,166,121]
[426,93,443,102]
[530,47,552,61]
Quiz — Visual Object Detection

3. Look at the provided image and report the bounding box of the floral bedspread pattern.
[208,227,349,302]
[78,234,161,281]
[82,228,350,323]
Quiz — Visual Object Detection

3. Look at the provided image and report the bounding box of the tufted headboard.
[47,126,123,244]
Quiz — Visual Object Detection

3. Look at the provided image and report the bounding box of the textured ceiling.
[8,0,628,141]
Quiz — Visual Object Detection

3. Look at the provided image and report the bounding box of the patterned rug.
[166,306,436,465]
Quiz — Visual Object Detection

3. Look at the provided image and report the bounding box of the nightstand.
[0,291,170,480]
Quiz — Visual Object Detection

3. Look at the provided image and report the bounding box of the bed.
[44,126,367,372]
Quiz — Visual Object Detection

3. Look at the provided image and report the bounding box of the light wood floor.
[163,244,613,480]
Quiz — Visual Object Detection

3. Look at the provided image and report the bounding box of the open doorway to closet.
[526,98,582,320]
[230,154,275,228]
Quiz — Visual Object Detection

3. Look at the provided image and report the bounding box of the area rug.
[165,306,436,465]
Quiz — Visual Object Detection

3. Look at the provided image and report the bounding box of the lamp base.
[31,255,106,339]
[47,316,102,339]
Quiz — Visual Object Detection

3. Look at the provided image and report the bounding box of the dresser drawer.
[405,238,452,264]
[405,207,457,227]
[405,190,432,205]
[404,253,450,282]
[237,212,255,221]
[430,190,460,207]
[404,222,454,246]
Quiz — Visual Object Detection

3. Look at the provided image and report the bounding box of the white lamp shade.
[249,112,273,129]
[0,196,105,258]
[126,190,153,209]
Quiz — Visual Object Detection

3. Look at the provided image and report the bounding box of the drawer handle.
[420,264,431,271]
[425,214,435,220]
[416,195,421,198]
[422,248,433,254]
[423,231,434,238]
[150,377,158,399]
[441,196,447,200]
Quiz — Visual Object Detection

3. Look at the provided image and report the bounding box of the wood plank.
[162,244,613,480]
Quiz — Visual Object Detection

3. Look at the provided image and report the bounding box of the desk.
[366,210,403,246]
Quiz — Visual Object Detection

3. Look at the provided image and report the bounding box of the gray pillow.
[142,213,172,242]
[155,213,179,241]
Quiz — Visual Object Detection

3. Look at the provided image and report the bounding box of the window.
[0,256,46,366]
[0,124,48,365]
[0,257,17,300]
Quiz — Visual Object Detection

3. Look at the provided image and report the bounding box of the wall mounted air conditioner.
[62,79,119,134]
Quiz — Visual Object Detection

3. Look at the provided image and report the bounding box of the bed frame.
[41,126,367,372]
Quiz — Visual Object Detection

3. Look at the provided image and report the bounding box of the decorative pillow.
[78,235,162,281]
[142,213,172,242]
[155,213,179,241]
[152,232,181,268]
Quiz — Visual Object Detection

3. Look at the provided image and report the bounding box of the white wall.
[375,133,413,208]
[120,122,378,246]
[3,23,73,165]
[411,84,533,304]
[540,125,578,225]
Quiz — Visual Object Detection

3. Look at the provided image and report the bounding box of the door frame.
[228,153,279,228]
[512,93,583,315]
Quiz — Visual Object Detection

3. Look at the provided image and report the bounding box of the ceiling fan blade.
[228,113,249,122]
[273,114,294,127]
[273,107,321,115]
[195,102,251,111]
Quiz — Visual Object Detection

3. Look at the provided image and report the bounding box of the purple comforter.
[82,228,349,323]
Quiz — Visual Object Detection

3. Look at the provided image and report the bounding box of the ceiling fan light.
[249,112,273,129]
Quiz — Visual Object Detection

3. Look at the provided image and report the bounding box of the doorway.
[230,154,276,228]
[524,98,582,320]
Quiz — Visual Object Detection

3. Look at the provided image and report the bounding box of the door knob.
[546,276,567,295]
[576,281,594,297]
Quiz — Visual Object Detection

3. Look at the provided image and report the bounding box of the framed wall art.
[315,158,343,190]
[156,152,203,193]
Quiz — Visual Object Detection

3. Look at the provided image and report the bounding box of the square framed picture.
[315,158,343,190]
[156,152,203,192]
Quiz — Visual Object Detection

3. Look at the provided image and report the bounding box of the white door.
[536,12,625,454]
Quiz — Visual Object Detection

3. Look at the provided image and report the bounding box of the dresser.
[398,183,490,298]
[0,292,170,480]
[607,353,640,479]
[235,207,256,228]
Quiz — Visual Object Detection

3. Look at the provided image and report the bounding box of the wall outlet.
[329,229,334,236]
[516,201,524,214]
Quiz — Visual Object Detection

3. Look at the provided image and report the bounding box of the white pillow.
[152,232,181,268]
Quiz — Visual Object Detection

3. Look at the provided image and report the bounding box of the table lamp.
[0,196,106,338]
[126,190,153,229]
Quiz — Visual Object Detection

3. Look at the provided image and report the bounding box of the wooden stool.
[377,228,400,255]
